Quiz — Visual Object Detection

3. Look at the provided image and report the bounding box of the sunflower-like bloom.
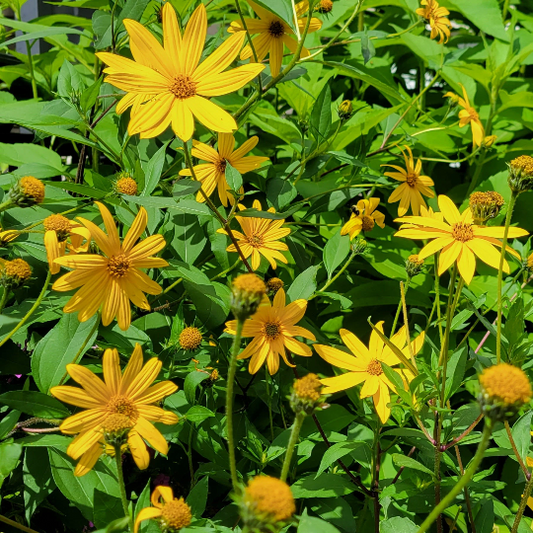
[96,3,264,141]
[135,486,192,533]
[228,0,322,77]
[383,146,435,216]
[218,199,291,270]
[52,202,168,331]
[444,84,485,148]
[178,133,269,206]
[44,214,91,275]
[395,195,528,284]
[416,0,451,44]
[50,344,179,476]
[315,322,424,423]
[342,198,385,240]
[225,288,315,375]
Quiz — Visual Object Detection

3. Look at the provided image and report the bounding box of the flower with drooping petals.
[416,0,451,44]
[444,84,485,147]
[342,198,385,239]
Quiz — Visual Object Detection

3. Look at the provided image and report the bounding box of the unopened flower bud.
[8,176,45,207]
[266,277,284,296]
[508,155,533,194]
[102,413,133,447]
[478,363,531,422]
[443,91,460,108]
[337,100,353,121]
[482,135,497,149]
[469,191,504,225]
[290,373,325,415]
[316,0,333,14]
[115,173,138,196]
[231,274,267,320]
[179,327,203,351]
[352,238,368,255]
[405,254,424,278]
[0,258,32,289]
[44,214,71,242]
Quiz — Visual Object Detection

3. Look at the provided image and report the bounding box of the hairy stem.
[280,411,305,482]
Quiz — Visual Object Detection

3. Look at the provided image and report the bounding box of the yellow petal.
[186,95,237,133]
[181,3,207,75]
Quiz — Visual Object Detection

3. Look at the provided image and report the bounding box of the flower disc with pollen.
[20,176,45,203]
[244,476,296,523]
[479,363,532,407]
[179,327,203,351]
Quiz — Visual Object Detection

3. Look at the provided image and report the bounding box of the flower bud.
[527,252,533,273]
[0,228,19,247]
[178,327,203,351]
[482,135,497,149]
[337,100,353,121]
[102,413,133,447]
[443,91,460,108]
[44,214,71,242]
[290,373,325,415]
[0,258,32,289]
[508,155,533,194]
[8,176,45,207]
[266,277,284,296]
[405,254,424,278]
[316,0,333,14]
[469,191,504,225]
[478,363,531,422]
[352,238,368,255]
[115,173,138,196]
[230,274,267,321]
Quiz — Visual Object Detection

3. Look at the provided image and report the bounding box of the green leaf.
[512,410,533,466]
[142,141,169,196]
[32,314,98,394]
[186,406,216,424]
[444,346,467,402]
[24,447,56,523]
[298,509,342,533]
[0,409,21,440]
[225,162,242,192]
[323,229,350,278]
[361,29,376,64]
[316,441,367,477]
[57,60,86,99]
[187,476,208,516]
[380,517,419,533]
[448,0,507,40]
[392,453,436,480]
[0,391,70,418]
[291,473,356,498]
[0,442,22,484]
[184,371,210,404]
[310,84,332,143]
[287,265,320,302]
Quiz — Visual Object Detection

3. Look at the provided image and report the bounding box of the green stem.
[391,279,410,336]
[496,190,518,363]
[416,421,493,533]
[226,318,244,491]
[0,271,52,349]
[314,249,356,296]
[114,444,131,530]
[438,265,457,382]
[0,514,40,533]
[280,411,306,482]
[434,261,443,344]
[511,467,533,533]
[0,199,14,213]
[0,289,9,315]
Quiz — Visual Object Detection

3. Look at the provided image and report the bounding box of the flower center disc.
[247,234,264,248]
[367,359,383,376]
[269,20,285,37]
[452,222,474,242]
[361,215,375,232]
[405,173,418,187]
[107,254,131,278]
[161,499,192,530]
[107,395,138,421]
[264,322,281,340]
[215,158,227,174]
[170,74,197,99]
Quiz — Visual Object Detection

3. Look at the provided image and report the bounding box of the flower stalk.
[280,411,306,482]
[511,468,533,533]
[114,444,132,531]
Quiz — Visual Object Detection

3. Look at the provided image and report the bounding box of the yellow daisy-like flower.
[416,0,451,44]
[217,199,291,270]
[0,226,19,247]
[96,3,264,141]
[135,486,192,533]
[50,344,179,476]
[242,476,296,524]
[229,0,322,77]
[341,198,386,240]
[444,84,485,147]
[394,195,528,284]
[383,146,435,216]
[315,322,424,423]
[43,214,91,275]
[52,202,168,331]
[225,288,315,375]
[178,132,269,206]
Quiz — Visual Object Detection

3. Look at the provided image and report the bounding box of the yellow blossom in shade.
[415,0,451,44]
[444,84,485,148]
[96,3,264,142]
[342,198,385,240]
[225,288,315,375]
[179,327,203,351]
[135,486,192,533]
[315,322,424,423]
[43,214,91,275]
[217,199,291,271]
[50,344,179,475]
[383,146,435,216]
[178,132,269,207]
[228,0,322,77]
[243,476,296,523]
[52,202,168,331]
[394,195,529,285]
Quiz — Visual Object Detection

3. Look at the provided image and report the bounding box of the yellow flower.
[0,258,32,289]
[416,0,451,44]
[43,214,91,275]
[52,202,168,331]
[231,272,267,320]
[217,199,291,270]
[96,3,264,141]
[50,344,179,476]
[178,132,269,207]
[394,195,528,284]
[135,486,192,533]
[479,363,531,407]
[315,322,424,423]
[383,146,435,216]
[342,198,385,239]
[179,326,203,351]
[115,176,138,196]
[229,0,322,77]
[225,288,315,375]
[242,476,296,524]
[444,84,485,147]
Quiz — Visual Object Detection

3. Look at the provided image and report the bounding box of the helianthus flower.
[341,198,385,240]
[43,214,91,275]
[0,258,32,289]
[395,195,528,284]
[178,133,269,206]
[135,486,192,533]
[228,0,322,77]
[217,199,291,270]
[416,0,451,44]
[315,322,424,423]
[96,3,264,141]
[0,226,19,247]
[383,146,435,216]
[225,288,315,375]
[50,344,179,476]
[52,202,168,331]
[444,84,485,147]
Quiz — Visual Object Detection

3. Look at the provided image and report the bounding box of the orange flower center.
[246,233,264,248]
[44,214,71,241]
[107,254,131,277]
[367,359,383,376]
[107,395,138,421]
[405,173,418,187]
[467,109,479,121]
[269,20,285,37]
[214,157,227,174]
[160,498,192,531]
[451,222,474,243]
[170,74,197,99]
[361,215,375,232]
[264,322,281,340]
